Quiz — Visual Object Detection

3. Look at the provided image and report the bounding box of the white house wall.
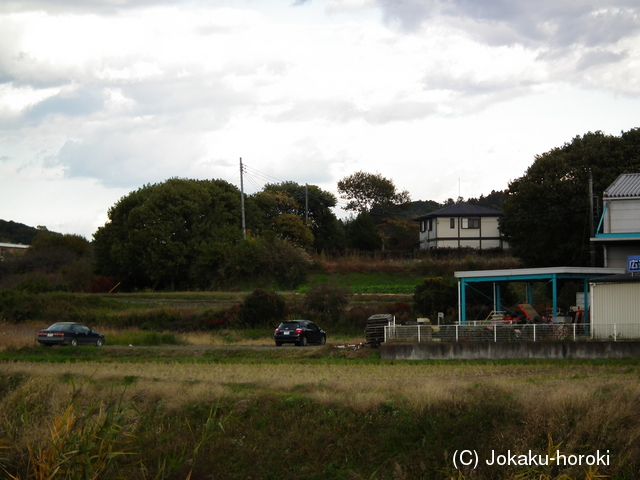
[590,282,640,340]
[418,216,505,249]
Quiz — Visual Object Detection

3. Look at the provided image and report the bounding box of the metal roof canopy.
[454,267,625,324]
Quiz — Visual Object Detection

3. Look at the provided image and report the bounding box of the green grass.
[303,271,426,291]
[106,330,185,346]
[4,345,640,369]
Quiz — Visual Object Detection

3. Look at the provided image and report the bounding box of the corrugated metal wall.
[590,282,640,339]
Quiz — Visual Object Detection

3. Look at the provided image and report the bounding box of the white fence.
[383,322,640,343]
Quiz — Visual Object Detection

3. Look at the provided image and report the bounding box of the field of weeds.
[1,338,639,479]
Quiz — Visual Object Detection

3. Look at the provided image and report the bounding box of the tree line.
[1,127,639,292]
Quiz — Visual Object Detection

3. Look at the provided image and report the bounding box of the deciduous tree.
[259,182,344,251]
[337,171,411,213]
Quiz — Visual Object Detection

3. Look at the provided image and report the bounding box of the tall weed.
[2,380,137,480]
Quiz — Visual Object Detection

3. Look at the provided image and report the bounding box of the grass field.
[1,324,639,480]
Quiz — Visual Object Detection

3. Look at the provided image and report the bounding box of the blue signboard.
[628,255,640,272]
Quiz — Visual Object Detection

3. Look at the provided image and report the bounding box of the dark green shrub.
[61,260,95,292]
[303,283,350,324]
[15,278,58,294]
[218,237,313,290]
[0,290,44,322]
[413,277,458,318]
[384,301,412,323]
[344,304,382,330]
[239,289,286,327]
[199,305,241,329]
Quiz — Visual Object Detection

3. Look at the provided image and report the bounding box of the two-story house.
[413,202,506,250]
[591,173,640,268]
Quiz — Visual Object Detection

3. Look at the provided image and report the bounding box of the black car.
[37,322,105,347]
[274,320,326,346]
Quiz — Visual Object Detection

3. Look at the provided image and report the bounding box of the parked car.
[37,322,105,347]
[274,320,326,346]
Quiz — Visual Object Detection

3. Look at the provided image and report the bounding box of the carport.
[454,267,624,324]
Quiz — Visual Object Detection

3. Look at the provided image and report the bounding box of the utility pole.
[589,171,595,267]
[240,158,246,240]
[305,184,309,224]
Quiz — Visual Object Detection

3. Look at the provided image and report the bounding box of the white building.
[591,173,640,269]
[589,173,640,339]
[413,202,507,250]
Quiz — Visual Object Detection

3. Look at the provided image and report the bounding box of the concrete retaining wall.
[381,341,640,360]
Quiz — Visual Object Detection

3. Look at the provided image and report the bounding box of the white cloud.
[1,0,640,238]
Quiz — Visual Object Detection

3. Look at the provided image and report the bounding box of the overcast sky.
[1,0,639,239]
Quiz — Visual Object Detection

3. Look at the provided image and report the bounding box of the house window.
[462,218,480,229]
[421,219,433,232]
[450,218,455,229]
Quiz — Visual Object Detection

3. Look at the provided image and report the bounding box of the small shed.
[589,273,640,340]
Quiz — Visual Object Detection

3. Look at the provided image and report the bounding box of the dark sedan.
[37,322,105,347]
[274,320,326,346]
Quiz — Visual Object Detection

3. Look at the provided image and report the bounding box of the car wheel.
[70,338,77,347]
[95,338,104,347]
[299,336,307,347]
[319,335,326,345]
[275,342,282,346]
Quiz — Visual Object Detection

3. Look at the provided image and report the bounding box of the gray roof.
[589,272,640,283]
[0,242,29,249]
[413,202,502,221]
[604,173,640,198]
[455,266,624,280]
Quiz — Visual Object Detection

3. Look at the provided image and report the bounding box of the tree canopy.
[258,181,344,252]
[337,171,411,213]
[94,178,245,289]
[500,129,640,267]
[344,211,383,251]
[0,220,41,245]
[93,178,317,290]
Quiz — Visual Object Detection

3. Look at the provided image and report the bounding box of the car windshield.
[278,322,303,330]
[48,323,74,331]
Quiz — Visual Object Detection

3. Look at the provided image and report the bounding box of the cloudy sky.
[1,0,639,239]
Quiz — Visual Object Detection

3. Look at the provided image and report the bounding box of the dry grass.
[0,321,45,351]
[2,358,639,479]
[1,360,636,413]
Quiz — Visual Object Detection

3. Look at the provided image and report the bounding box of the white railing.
[384,322,640,343]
